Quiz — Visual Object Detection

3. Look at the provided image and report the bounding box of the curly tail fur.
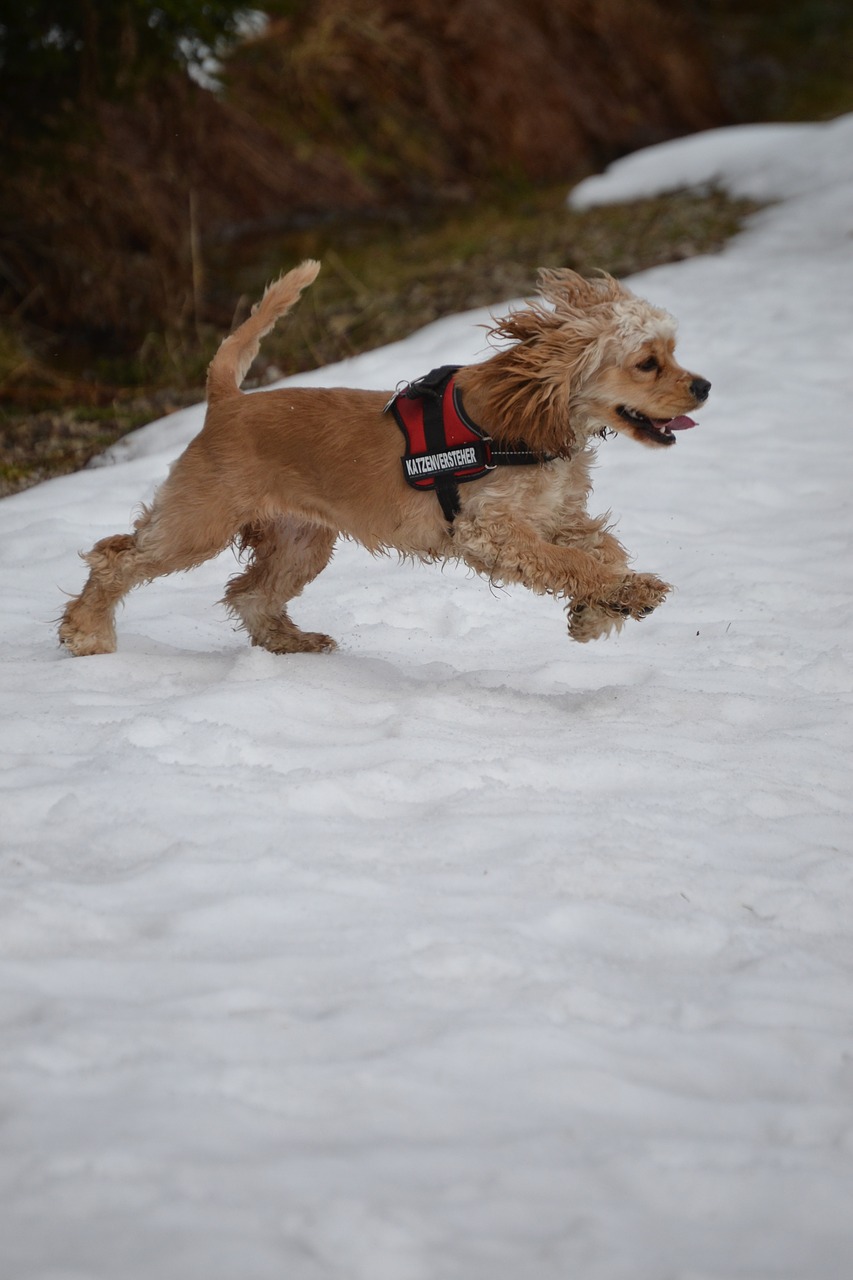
[206,259,321,403]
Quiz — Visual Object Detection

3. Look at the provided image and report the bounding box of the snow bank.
[570,112,853,205]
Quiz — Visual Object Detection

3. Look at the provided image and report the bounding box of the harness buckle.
[383,381,410,414]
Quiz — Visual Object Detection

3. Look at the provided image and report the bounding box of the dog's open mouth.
[617,405,697,445]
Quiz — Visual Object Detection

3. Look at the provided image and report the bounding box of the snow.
[2,115,853,1280]
[568,111,853,206]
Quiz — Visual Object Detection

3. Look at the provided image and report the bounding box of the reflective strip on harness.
[404,445,480,478]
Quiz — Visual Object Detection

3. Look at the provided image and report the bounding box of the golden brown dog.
[59,261,710,656]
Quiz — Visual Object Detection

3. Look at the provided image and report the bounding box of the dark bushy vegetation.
[0,0,724,356]
[0,1,252,129]
[693,0,853,122]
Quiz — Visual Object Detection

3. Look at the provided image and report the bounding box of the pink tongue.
[658,415,697,431]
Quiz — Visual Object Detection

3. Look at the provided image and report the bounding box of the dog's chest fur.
[462,446,594,537]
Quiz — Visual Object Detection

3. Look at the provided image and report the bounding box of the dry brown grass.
[227,0,723,198]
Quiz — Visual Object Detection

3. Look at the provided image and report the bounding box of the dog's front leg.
[550,516,662,639]
[453,512,670,641]
[552,514,630,569]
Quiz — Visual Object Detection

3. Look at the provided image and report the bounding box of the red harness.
[386,365,548,523]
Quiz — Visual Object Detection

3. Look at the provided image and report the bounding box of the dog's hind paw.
[300,631,338,654]
[58,607,117,656]
[250,628,338,655]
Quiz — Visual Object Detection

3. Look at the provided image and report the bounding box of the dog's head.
[471,269,709,456]
[541,270,710,448]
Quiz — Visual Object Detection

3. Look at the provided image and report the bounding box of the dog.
[58,261,710,657]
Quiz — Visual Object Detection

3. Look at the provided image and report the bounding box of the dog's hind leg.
[59,461,243,656]
[223,517,338,654]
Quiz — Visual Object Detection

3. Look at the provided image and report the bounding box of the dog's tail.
[206,259,321,402]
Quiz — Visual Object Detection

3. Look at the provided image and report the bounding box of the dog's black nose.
[690,377,711,403]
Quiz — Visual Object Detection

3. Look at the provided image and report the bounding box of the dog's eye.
[636,356,659,373]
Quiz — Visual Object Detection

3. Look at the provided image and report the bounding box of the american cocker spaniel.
[59,261,709,656]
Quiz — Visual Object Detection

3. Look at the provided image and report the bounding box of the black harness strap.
[387,365,552,526]
[421,386,462,523]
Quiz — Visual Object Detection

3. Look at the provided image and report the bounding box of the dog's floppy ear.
[537,268,628,314]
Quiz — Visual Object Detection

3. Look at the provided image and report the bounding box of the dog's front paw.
[569,573,671,642]
[568,601,624,643]
[598,572,670,619]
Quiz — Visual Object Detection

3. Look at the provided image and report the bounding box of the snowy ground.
[1,115,852,1280]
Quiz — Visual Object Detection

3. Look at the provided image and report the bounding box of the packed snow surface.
[2,116,852,1280]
